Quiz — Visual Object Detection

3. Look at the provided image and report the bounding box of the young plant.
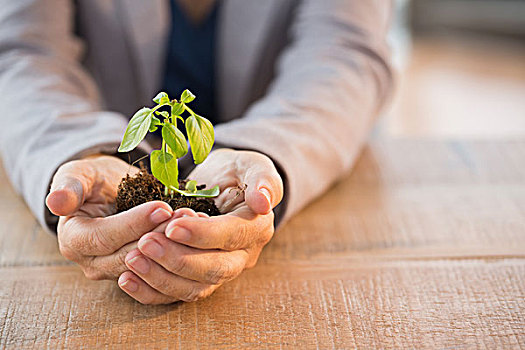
[118,89,219,198]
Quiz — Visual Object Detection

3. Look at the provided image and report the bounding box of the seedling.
[118,90,219,198]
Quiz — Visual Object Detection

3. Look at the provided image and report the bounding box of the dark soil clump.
[116,171,220,216]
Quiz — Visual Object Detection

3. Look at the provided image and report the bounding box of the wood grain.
[382,35,525,138]
[267,140,525,262]
[1,139,525,349]
[1,260,524,349]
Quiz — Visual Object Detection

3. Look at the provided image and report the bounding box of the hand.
[118,149,284,304]
[46,155,174,280]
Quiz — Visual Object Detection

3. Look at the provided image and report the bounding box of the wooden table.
[1,138,524,349]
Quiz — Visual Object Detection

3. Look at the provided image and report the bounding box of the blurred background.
[380,0,525,138]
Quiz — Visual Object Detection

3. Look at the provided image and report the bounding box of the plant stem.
[161,138,170,196]
[183,104,197,117]
[152,102,169,114]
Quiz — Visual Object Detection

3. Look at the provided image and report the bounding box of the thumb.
[244,162,284,215]
[46,163,91,216]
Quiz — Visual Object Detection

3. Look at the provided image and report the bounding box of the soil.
[115,170,220,216]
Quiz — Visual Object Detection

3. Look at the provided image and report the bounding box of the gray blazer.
[0,0,393,232]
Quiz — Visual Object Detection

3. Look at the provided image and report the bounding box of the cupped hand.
[46,155,174,280]
[118,149,284,304]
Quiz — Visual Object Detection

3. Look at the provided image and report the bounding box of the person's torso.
[162,0,219,122]
[73,0,298,121]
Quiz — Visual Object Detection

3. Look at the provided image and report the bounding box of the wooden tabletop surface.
[1,138,524,349]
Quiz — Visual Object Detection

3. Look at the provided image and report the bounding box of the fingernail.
[138,238,165,259]
[259,187,272,206]
[166,226,191,242]
[127,256,150,274]
[150,208,172,224]
[120,279,138,293]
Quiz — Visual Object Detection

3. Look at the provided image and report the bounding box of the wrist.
[82,153,109,160]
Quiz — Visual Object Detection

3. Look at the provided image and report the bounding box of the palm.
[188,151,253,215]
[75,176,124,218]
[54,156,139,220]
[83,167,140,219]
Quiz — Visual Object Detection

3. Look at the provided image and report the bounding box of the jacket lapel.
[118,0,280,119]
[216,0,281,121]
[117,0,170,105]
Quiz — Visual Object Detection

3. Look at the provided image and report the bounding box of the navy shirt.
[162,0,219,123]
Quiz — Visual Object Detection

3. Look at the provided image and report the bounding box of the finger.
[243,160,284,215]
[165,207,274,250]
[46,167,91,216]
[138,232,248,284]
[63,201,173,256]
[124,249,217,302]
[172,208,208,218]
[147,208,200,235]
[173,208,199,218]
[118,271,178,305]
[86,241,138,280]
[173,208,210,218]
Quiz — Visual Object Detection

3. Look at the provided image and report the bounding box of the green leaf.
[149,116,161,132]
[169,185,220,198]
[185,114,214,164]
[150,150,178,188]
[162,124,188,159]
[194,186,220,197]
[181,89,196,103]
[153,92,170,105]
[185,180,197,193]
[171,102,185,116]
[151,116,162,125]
[118,108,153,152]
[155,111,169,119]
[149,125,158,133]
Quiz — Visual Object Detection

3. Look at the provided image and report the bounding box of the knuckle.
[224,227,246,251]
[115,250,128,268]
[54,160,91,184]
[245,259,257,269]
[206,258,235,285]
[64,159,84,170]
[57,225,80,261]
[260,226,274,245]
[55,160,78,177]
[267,209,275,224]
[62,229,81,252]
[89,226,114,254]
[245,251,261,269]
[169,254,190,275]
[58,242,76,261]
[249,150,271,164]
[83,267,106,281]
[180,285,208,303]
[206,267,226,285]
[257,217,275,247]
[151,277,172,295]
[61,238,84,261]
[121,218,140,240]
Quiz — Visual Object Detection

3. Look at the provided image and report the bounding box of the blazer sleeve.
[0,0,145,232]
[214,0,394,225]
